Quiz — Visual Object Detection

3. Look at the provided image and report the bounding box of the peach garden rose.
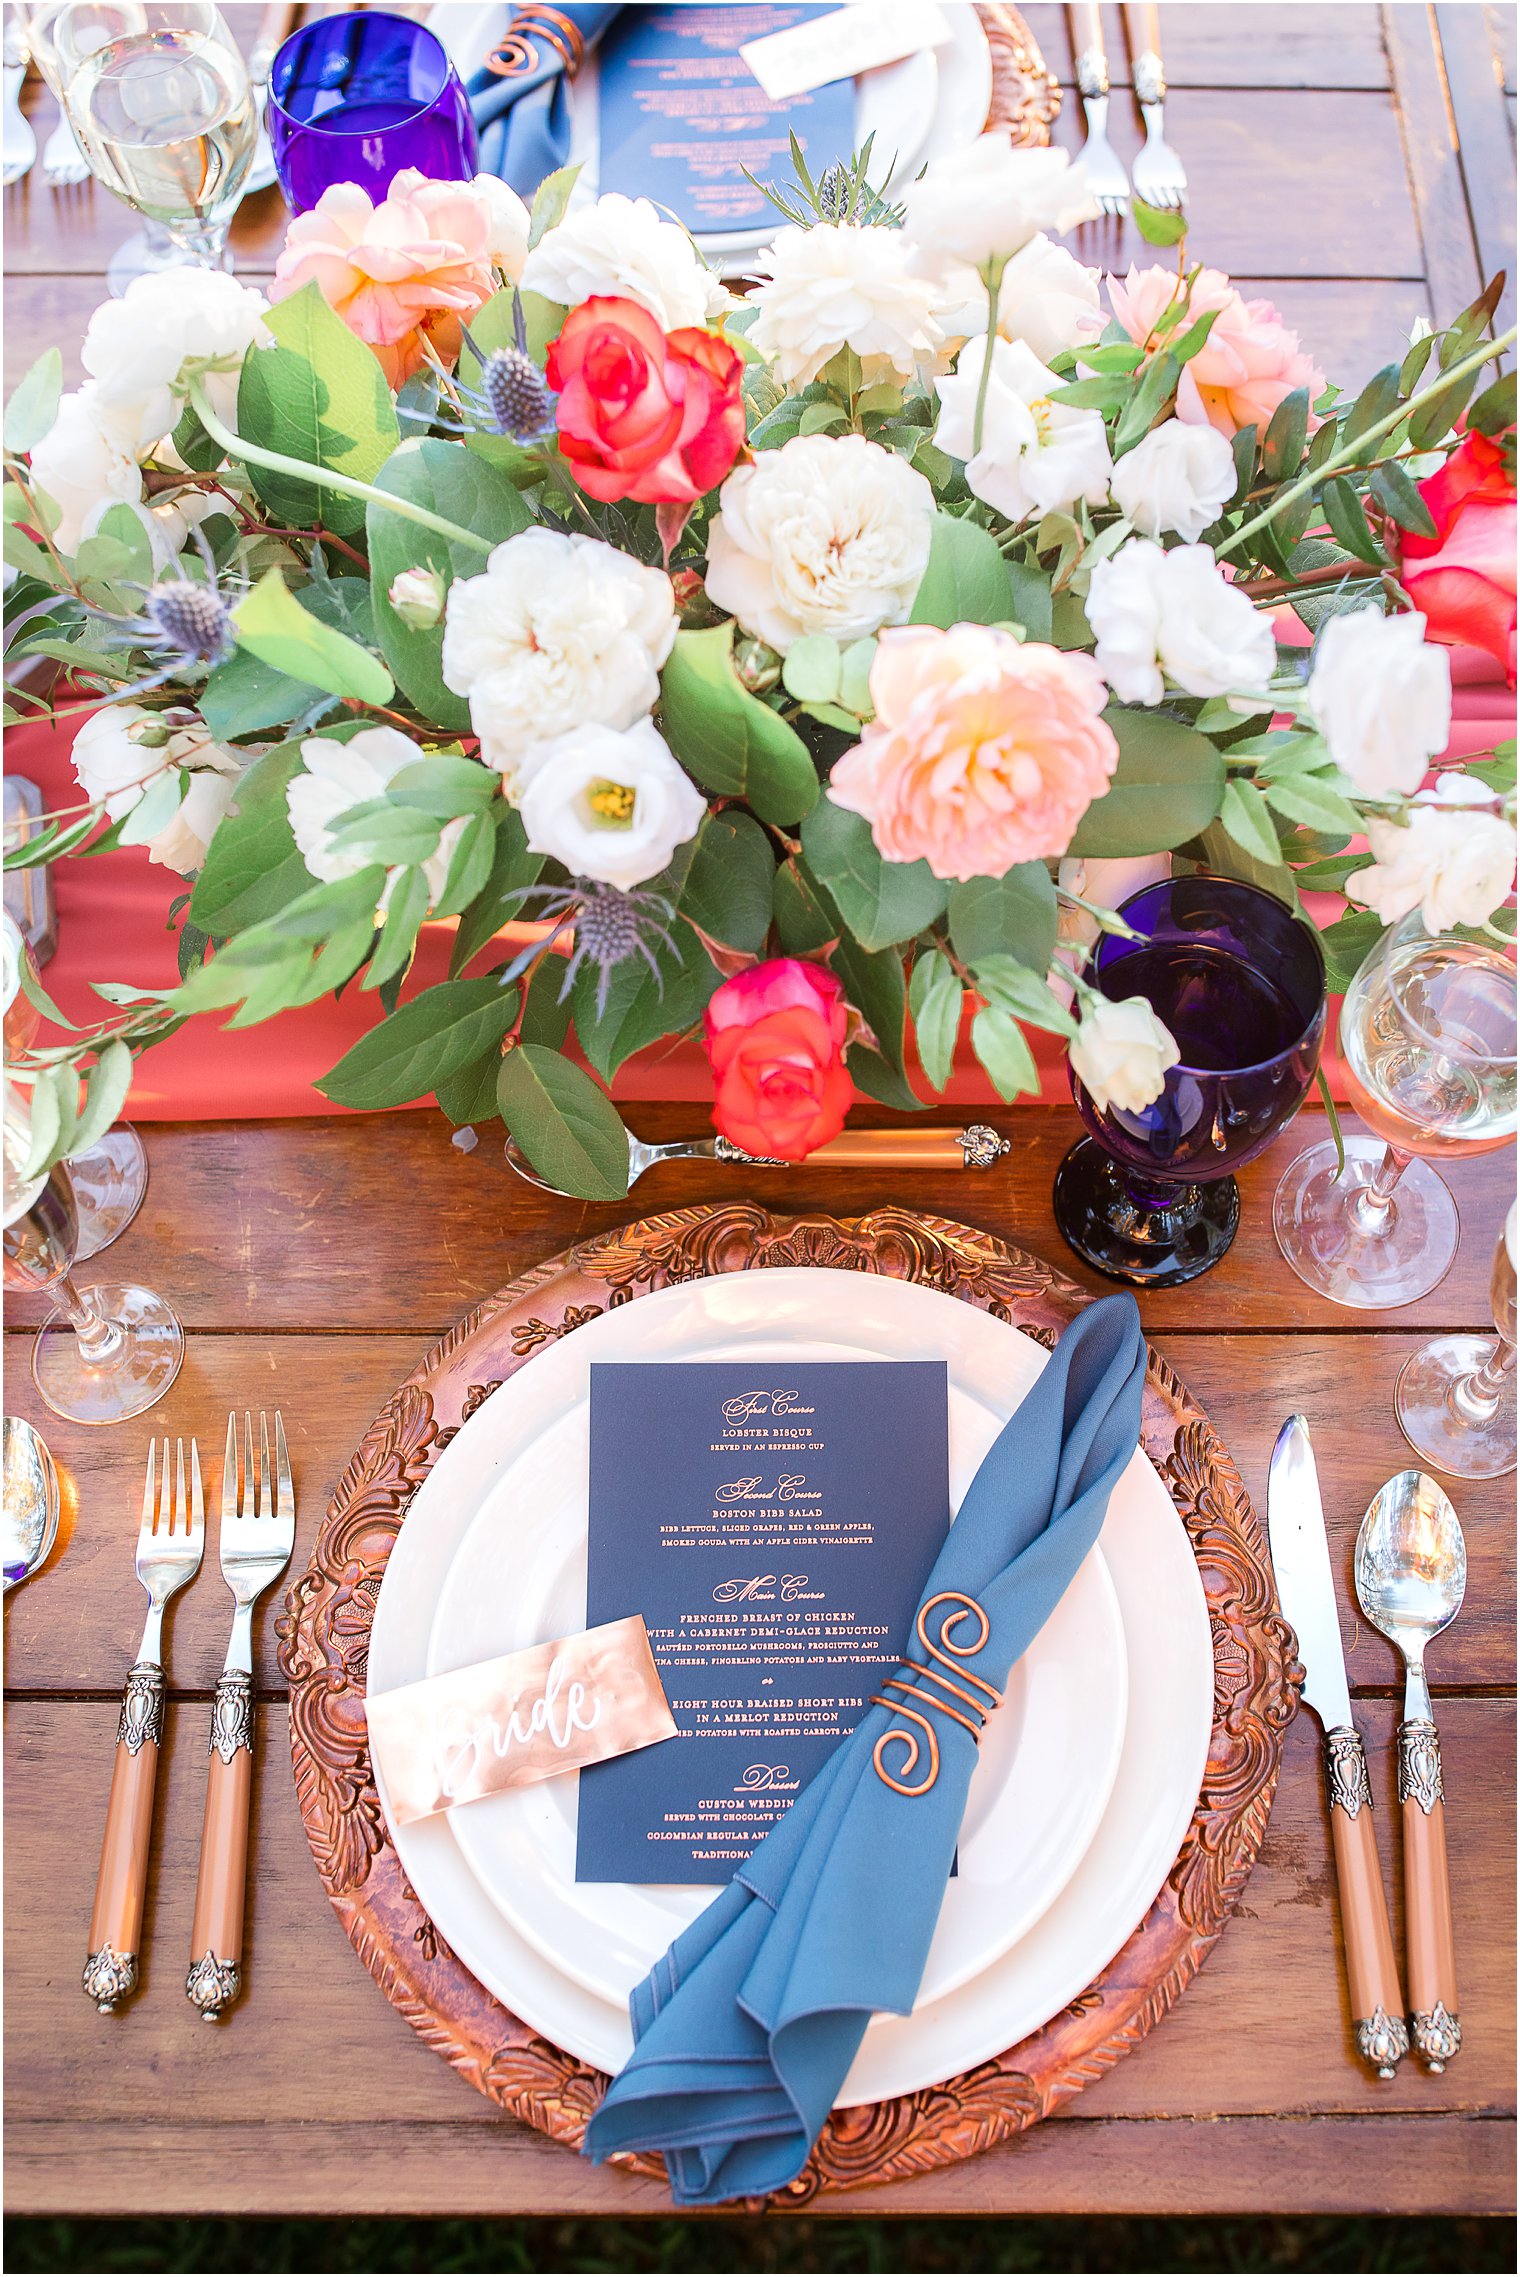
[1107,264,1323,438]
[826,624,1120,883]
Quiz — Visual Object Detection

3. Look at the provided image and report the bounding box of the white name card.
[739,1,953,105]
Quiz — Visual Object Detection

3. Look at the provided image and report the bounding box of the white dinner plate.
[368,1270,1215,2106]
[425,1328,1127,2012]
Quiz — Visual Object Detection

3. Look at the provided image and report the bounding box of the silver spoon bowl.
[3,1415,60,1589]
[504,1128,731,1196]
[1353,1468,1466,1717]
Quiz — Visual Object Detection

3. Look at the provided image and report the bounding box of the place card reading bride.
[578,1360,950,1883]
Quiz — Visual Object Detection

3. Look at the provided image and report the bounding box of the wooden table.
[4,0,1515,2223]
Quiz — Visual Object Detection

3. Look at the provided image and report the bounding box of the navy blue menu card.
[595,5,857,237]
[577,1360,949,1883]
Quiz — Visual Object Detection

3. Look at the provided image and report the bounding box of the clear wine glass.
[1274,913,1517,1309]
[1395,1203,1518,1479]
[25,4,185,295]
[52,2,256,290]
[2,912,149,1259]
[2,1082,182,1424]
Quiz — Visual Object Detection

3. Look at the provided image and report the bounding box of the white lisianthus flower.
[1109,418,1237,543]
[900,139,1098,273]
[705,434,934,654]
[1087,538,1276,704]
[748,222,949,390]
[28,386,145,554]
[520,193,728,332]
[287,727,466,907]
[513,718,706,891]
[80,268,272,452]
[1305,607,1452,798]
[934,336,1112,525]
[1347,778,1516,933]
[938,234,1104,365]
[1070,993,1182,1115]
[71,705,242,873]
[470,173,530,278]
[442,527,677,777]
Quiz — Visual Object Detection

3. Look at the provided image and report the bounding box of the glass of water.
[1396,1204,1518,1479]
[52,2,256,291]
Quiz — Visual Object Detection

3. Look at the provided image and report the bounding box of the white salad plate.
[368,1270,1214,2108]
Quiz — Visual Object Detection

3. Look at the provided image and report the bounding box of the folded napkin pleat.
[584,1293,1147,2204]
[466,4,621,198]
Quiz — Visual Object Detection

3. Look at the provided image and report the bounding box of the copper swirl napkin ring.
[870,1591,1002,1797]
[485,6,586,78]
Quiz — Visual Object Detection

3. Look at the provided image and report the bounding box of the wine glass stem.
[165,214,230,269]
[55,1270,125,1365]
[1348,1142,1411,1237]
[1451,1335,1517,1423]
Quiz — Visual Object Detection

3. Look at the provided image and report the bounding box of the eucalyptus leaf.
[189,742,312,934]
[236,280,400,536]
[800,798,947,953]
[970,1005,1039,1102]
[946,864,1057,970]
[1068,709,1225,856]
[679,810,774,951]
[4,348,63,453]
[367,438,530,727]
[235,571,395,707]
[449,804,545,974]
[317,976,517,1108]
[659,623,819,825]
[908,950,961,1094]
[908,511,1013,628]
[496,1043,629,1200]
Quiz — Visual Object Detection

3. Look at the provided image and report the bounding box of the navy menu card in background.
[577,1360,949,1883]
[596,5,856,236]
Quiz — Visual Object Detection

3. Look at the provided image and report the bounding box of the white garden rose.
[470,173,530,278]
[1108,418,1237,543]
[288,727,465,907]
[441,528,677,776]
[80,268,272,452]
[71,705,241,873]
[900,139,1097,273]
[934,336,1111,525]
[1070,993,1182,1115]
[1347,778,1516,933]
[1087,538,1276,704]
[704,434,934,653]
[1305,607,1452,798]
[939,234,1104,365]
[513,717,706,891]
[520,193,727,332]
[748,222,948,390]
[28,386,145,554]
[387,566,445,630]
[148,765,241,875]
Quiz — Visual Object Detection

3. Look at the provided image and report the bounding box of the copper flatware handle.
[809,1127,1006,1170]
[84,1663,164,2012]
[187,1671,254,2020]
[1325,1725,1409,2076]
[1399,1717,1461,2070]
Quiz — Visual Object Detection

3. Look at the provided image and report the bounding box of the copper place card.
[365,1617,678,1826]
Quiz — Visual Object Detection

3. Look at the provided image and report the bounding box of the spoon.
[1354,1469,1466,2071]
[503,1123,1010,1196]
[3,1414,60,1588]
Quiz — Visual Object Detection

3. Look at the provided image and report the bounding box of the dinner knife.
[1268,1414,1409,2077]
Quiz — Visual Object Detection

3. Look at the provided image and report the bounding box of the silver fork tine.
[140,1438,157,1540]
[190,1441,203,1543]
[175,1438,186,1537]
[244,1412,257,1522]
[223,1412,238,1527]
[275,1413,292,1526]
[260,1413,272,1526]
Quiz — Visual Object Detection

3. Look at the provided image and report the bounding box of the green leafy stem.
[186,381,494,559]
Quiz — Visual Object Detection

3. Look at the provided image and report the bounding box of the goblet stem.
[1347,1143,1412,1236]
[53,1271,125,1365]
[1451,1336,1517,1423]
[165,214,232,270]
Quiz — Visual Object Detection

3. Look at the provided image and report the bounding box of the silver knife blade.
[1268,1413,1353,1732]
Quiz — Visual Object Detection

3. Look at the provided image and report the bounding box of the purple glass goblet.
[268,10,478,215]
[1053,875,1327,1289]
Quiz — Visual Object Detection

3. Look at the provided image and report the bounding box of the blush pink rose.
[1107,265,1324,438]
[827,624,1119,884]
[271,168,500,388]
[704,958,854,1161]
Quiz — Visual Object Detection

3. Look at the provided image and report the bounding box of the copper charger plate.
[277,1205,1300,2203]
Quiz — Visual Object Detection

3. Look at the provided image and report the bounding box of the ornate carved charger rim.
[276,1205,1301,2206]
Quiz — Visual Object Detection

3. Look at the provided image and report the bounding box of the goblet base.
[31,1282,183,1425]
[70,1125,148,1261]
[1053,1139,1240,1288]
[106,226,233,297]
[1396,1335,1517,1479]
[1273,1137,1458,1310]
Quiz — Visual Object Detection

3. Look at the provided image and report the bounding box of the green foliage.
[368,440,531,726]
[908,950,962,1094]
[571,917,718,1081]
[1068,711,1225,856]
[1132,199,1187,247]
[970,1005,1039,1102]
[909,512,1014,628]
[236,280,400,535]
[318,976,517,1108]
[189,743,313,934]
[235,571,394,707]
[679,811,774,951]
[449,805,544,975]
[799,798,947,953]
[496,1043,629,1199]
[4,348,63,452]
[659,623,819,824]
[946,865,1057,971]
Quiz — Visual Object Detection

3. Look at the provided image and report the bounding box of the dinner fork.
[186,1413,295,2019]
[41,112,89,189]
[2,26,36,187]
[84,1438,204,2013]
[1127,3,1186,212]
[1073,4,1128,219]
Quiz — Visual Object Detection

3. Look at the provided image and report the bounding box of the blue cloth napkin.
[583,1292,1147,2205]
[465,5,621,197]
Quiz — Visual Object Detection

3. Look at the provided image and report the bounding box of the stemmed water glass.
[1274,913,1517,1309]
[51,2,257,290]
[2,1081,182,1423]
[267,10,477,215]
[1053,875,1328,1288]
[1395,1205,1518,1479]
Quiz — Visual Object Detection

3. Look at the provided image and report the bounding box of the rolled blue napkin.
[583,1292,1147,2204]
[465,5,621,197]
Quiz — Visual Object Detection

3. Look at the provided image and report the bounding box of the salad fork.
[1073,4,1129,219]
[1128,3,1186,212]
[84,1438,204,2013]
[40,112,89,189]
[186,1412,295,2019]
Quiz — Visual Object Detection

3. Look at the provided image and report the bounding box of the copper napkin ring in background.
[871,1592,1002,1797]
[486,5,586,79]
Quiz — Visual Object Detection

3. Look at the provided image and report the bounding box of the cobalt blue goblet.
[1054,874,1327,1289]
[268,10,478,215]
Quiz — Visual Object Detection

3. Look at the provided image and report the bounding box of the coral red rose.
[546,295,745,506]
[1398,428,1518,681]
[704,958,853,1162]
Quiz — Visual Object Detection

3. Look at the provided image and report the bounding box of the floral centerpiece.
[4,140,1516,1198]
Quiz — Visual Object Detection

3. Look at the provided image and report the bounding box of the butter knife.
[1268,1414,1409,2077]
